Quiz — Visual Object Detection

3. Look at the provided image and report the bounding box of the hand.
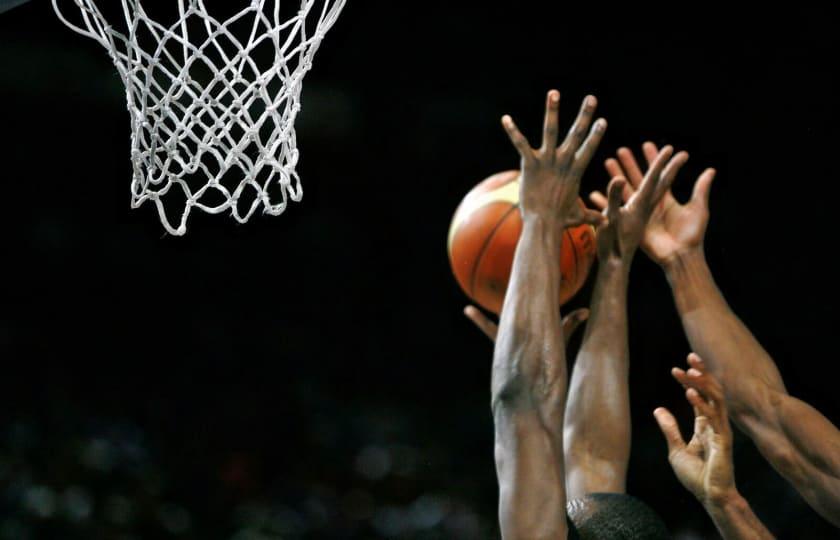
[502,91,606,227]
[590,143,716,266]
[464,305,589,347]
[654,353,737,509]
[594,146,689,263]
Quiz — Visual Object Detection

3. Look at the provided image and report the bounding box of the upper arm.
[494,407,569,540]
[737,388,840,526]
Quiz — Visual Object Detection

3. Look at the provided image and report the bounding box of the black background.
[1,2,838,539]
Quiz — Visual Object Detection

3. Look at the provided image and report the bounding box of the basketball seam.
[469,205,520,299]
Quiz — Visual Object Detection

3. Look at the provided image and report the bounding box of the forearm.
[564,258,631,495]
[705,492,775,540]
[493,216,566,410]
[493,215,568,539]
[495,412,568,539]
[664,248,786,419]
[669,250,840,525]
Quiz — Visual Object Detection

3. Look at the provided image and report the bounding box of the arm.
[596,143,840,525]
[654,354,775,539]
[492,90,605,540]
[463,306,589,349]
[564,146,689,498]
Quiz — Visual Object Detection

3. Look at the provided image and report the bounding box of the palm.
[642,191,708,264]
[670,420,734,505]
[502,92,606,229]
[595,146,689,262]
[599,143,716,266]
[670,435,707,498]
[596,199,648,261]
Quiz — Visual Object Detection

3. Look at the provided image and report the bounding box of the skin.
[474,98,688,536]
[655,353,775,539]
[564,146,687,499]
[491,90,605,540]
[594,143,840,526]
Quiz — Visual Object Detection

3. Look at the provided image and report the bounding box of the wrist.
[661,246,706,275]
[521,213,565,242]
[598,255,632,279]
[703,487,746,517]
[522,211,561,227]
[662,247,712,291]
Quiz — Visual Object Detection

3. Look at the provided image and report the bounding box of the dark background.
[1,2,838,539]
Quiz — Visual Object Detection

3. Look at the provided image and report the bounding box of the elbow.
[730,385,784,432]
[491,370,531,412]
[763,442,807,486]
[491,328,551,412]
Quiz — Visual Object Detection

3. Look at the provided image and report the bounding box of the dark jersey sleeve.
[567,514,580,539]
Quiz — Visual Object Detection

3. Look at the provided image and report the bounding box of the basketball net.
[53,0,346,235]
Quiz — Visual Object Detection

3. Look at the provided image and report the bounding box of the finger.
[686,387,729,435]
[642,141,660,165]
[573,118,607,174]
[561,95,598,156]
[671,368,686,382]
[690,168,717,211]
[652,151,690,204]
[561,308,590,345]
[687,352,707,372]
[540,90,561,153]
[622,179,636,203]
[683,363,721,395]
[686,369,725,407]
[464,305,498,342]
[686,387,716,419]
[676,366,716,397]
[616,147,645,187]
[604,157,624,180]
[581,208,607,227]
[589,190,608,211]
[653,407,687,456]
[606,177,626,222]
[694,414,710,437]
[671,366,689,385]
[502,115,534,162]
[635,145,674,208]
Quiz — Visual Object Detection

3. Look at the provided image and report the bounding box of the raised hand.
[656,354,776,539]
[654,353,736,506]
[502,91,606,227]
[464,305,589,346]
[591,142,716,266]
[595,146,689,264]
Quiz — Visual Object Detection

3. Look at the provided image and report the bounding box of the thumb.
[606,176,626,221]
[562,308,590,345]
[464,305,498,342]
[691,168,716,210]
[654,407,687,457]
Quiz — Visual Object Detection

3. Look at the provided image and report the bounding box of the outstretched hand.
[595,146,689,263]
[591,143,716,266]
[464,305,589,347]
[654,353,736,508]
[502,91,606,228]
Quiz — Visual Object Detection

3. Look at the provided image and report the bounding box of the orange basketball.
[448,170,597,314]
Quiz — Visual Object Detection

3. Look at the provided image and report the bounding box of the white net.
[53,0,347,235]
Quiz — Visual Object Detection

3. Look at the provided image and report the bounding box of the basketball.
[448,170,597,314]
